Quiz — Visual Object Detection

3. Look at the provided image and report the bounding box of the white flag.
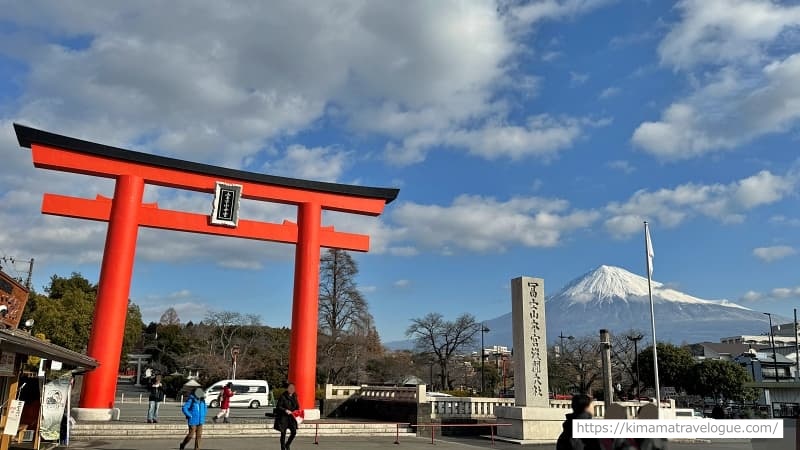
[646,224,654,277]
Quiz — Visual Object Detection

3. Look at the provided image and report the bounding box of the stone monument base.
[303,408,321,421]
[72,407,121,421]
[494,406,566,444]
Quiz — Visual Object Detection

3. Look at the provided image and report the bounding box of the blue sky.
[1,0,800,343]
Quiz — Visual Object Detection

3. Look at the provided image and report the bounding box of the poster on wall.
[3,400,24,436]
[0,352,16,377]
[40,378,70,441]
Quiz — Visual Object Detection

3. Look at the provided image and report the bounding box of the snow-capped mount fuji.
[480,265,783,347]
[556,265,749,309]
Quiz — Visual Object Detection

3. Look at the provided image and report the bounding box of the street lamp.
[627,333,644,401]
[764,312,780,383]
[480,324,490,395]
[558,332,574,357]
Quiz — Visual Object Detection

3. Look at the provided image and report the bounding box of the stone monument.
[495,276,565,443]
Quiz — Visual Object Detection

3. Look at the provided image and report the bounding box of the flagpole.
[644,221,661,410]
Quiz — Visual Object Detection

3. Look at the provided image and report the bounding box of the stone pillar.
[496,276,564,444]
[600,329,614,408]
[511,277,549,407]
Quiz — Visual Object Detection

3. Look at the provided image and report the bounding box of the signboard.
[0,269,29,328]
[0,352,16,377]
[210,182,242,227]
[41,378,70,441]
[3,400,24,436]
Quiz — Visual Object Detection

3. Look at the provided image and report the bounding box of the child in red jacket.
[212,383,235,423]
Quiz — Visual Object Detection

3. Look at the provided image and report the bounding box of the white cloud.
[387,115,608,165]
[633,0,800,160]
[393,279,411,288]
[770,215,800,226]
[740,290,764,302]
[570,71,590,86]
[361,285,378,294]
[741,286,800,302]
[138,289,211,324]
[658,0,800,70]
[605,169,798,237]
[264,145,350,182]
[599,87,621,99]
[508,0,617,26]
[753,245,797,263]
[0,0,528,167]
[391,194,599,252]
[606,160,635,174]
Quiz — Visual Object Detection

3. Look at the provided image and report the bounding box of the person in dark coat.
[147,375,165,423]
[600,438,669,449]
[556,394,602,450]
[273,382,300,450]
[711,405,726,419]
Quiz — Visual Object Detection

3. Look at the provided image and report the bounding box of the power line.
[0,255,34,290]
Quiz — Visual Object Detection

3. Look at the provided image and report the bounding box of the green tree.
[24,273,143,363]
[121,302,144,363]
[686,359,756,403]
[638,343,696,393]
[25,274,95,351]
[406,313,479,391]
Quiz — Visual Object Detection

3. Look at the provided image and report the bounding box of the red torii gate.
[13,124,398,419]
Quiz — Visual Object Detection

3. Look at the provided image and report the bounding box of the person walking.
[212,382,235,423]
[556,394,602,450]
[273,383,300,450]
[180,388,207,450]
[147,375,165,423]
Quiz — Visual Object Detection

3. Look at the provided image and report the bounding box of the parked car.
[205,379,271,409]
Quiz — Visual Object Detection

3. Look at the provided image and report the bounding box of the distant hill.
[385,265,784,350]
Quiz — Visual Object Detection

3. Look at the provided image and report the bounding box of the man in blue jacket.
[180,388,208,450]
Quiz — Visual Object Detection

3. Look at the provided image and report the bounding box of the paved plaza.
[59,436,780,450]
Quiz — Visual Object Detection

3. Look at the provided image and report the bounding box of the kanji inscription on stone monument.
[511,276,550,408]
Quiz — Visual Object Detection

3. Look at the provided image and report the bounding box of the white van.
[204,379,271,409]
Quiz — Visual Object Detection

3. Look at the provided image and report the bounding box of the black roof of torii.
[14,124,399,204]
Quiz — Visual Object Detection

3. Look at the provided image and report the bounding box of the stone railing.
[429,397,515,419]
[550,399,606,418]
[359,385,423,402]
[324,385,362,400]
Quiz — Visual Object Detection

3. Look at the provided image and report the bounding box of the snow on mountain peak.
[553,265,750,310]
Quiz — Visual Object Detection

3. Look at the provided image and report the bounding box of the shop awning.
[0,328,97,368]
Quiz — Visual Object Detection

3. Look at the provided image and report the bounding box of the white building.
[720,335,798,346]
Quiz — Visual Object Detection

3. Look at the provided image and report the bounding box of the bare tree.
[203,310,261,360]
[406,313,479,390]
[318,249,374,383]
[551,336,603,395]
[159,307,181,326]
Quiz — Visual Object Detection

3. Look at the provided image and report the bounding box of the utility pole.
[558,331,574,357]
[0,257,34,289]
[764,313,779,383]
[480,324,490,395]
[794,309,799,382]
[627,333,644,401]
